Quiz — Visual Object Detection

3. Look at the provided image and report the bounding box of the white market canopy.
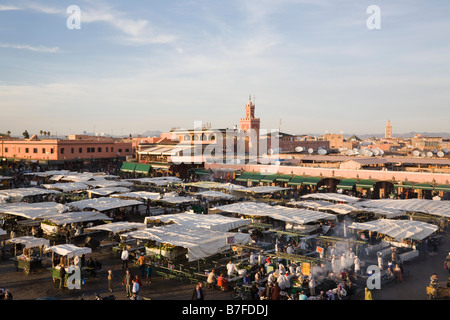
[158,194,198,204]
[143,212,251,232]
[69,198,142,212]
[194,191,234,200]
[0,187,61,201]
[111,191,162,201]
[86,187,131,196]
[42,211,112,225]
[288,200,335,210]
[215,202,337,225]
[183,181,246,191]
[0,202,69,220]
[348,219,438,241]
[237,186,289,194]
[126,177,183,186]
[42,182,89,192]
[300,193,361,204]
[122,224,251,262]
[25,170,71,178]
[0,228,6,236]
[59,172,119,183]
[359,198,450,218]
[83,180,133,188]
[85,221,147,234]
[45,243,92,258]
[317,203,364,215]
[0,194,10,203]
[7,236,50,248]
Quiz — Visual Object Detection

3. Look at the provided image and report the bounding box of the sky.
[0,0,449,137]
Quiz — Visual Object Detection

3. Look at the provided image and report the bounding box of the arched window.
[193,134,199,141]
[209,134,216,141]
[184,134,191,141]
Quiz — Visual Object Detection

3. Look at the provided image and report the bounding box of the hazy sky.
[1,0,449,137]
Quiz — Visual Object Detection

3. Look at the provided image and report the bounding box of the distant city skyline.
[1,1,449,136]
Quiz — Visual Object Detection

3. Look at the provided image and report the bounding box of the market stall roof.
[60,172,117,182]
[24,170,71,178]
[0,187,61,202]
[157,194,198,204]
[69,198,142,212]
[0,202,69,220]
[300,193,361,203]
[42,211,112,225]
[85,221,147,234]
[317,203,364,215]
[7,236,50,248]
[236,186,289,194]
[111,191,162,201]
[287,200,334,210]
[45,244,92,258]
[125,176,183,186]
[348,219,438,241]
[86,187,131,196]
[182,181,246,191]
[143,212,250,232]
[194,191,234,200]
[42,182,89,192]
[0,228,6,236]
[0,194,10,203]
[83,180,133,188]
[358,198,450,218]
[122,224,251,261]
[215,202,337,224]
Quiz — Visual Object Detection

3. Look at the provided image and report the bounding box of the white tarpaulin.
[45,243,92,258]
[215,202,337,224]
[359,198,450,218]
[83,180,133,188]
[7,236,50,248]
[111,191,162,201]
[86,187,131,196]
[0,187,61,202]
[317,203,365,215]
[143,212,251,232]
[122,224,251,261]
[194,191,234,200]
[348,219,438,241]
[42,211,112,225]
[69,198,142,212]
[288,200,336,210]
[126,177,182,186]
[0,202,69,220]
[42,182,89,192]
[0,194,10,203]
[0,228,6,236]
[300,193,361,203]
[183,181,246,191]
[85,221,147,234]
[238,186,289,194]
[158,194,197,204]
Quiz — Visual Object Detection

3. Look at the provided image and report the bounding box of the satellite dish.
[433,149,438,154]
[338,147,343,152]
[295,147,304,152]
[443,148,449,153]
[352,148,358,154]
[318,149,327,155]
[427,152,433,158]
[308,148,314,154]
[412,150,420,157]
[346,150,354,156]
[437,151,444,158]
[367,151,373,157]
[373,149,379,156]
[421,153,426,158]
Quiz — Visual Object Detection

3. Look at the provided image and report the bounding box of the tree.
[6,131,11,136]
[23,130,30,139]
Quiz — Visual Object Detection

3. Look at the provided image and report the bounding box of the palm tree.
[6,131,11,136]
[22,130,29,139]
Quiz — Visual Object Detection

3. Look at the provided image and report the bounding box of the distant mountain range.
[300,132,450,139]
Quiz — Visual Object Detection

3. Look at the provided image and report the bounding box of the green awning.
[337,179,357,190]
[287,176,307,186]
[356,179,376,188]
[193,168,210,175]
[235,172,253,182]
[394,181,414,189]
[260,174,278,183]
[302,177,321,186]
[413,183,433,190]
[120,162,136,172]
[135,163,151,173]
[435,185,450,192]
[248,173,265,182]
[275,175,292,182]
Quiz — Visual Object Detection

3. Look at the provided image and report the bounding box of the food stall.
[7,236,50,275]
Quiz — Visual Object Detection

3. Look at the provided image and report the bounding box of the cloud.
[0,5,22,11]
[0,43,61,53]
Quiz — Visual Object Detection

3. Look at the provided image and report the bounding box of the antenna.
[278,118,281,132]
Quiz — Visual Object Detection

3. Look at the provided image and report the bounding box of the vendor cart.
[7,236,50,275]
[426,285,450,300]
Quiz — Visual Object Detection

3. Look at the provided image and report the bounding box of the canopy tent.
[0,187,61,202]
[143,212,251,232]
[0,202,69,220]
[348,219,438,241]
[111,191,162,201]
[122,224,251,262]
[45,244,92,258]
[60,172,118,183]
[336,179,357,190]
[317,203,364,215]
[215,202,337,225]
[182,181,246,191]
[42,211,112,226]
[0,228,6,236]
[194,191,234,200]
[24,170,71,178]
[86,187,131,197]
[358,198,450,218]
[300,193,361,204]
[287,200,335,210]
[42,182,89,192]
[236,186,289,194]
[0,194,10,203]
[7,236,50,249]
[120,162,136,172]
[83,180,133,188]
[69,198,142,212]
[125,177,183,186]
[157,194,198,204]
[85,221,147,234]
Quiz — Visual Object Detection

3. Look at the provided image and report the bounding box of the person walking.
[192,282,206,300]
[226,260,237,278]
[364,287,372,300]
[394,264,403,283]
[122,269,133,298]
[136,253,146,277]
[59,264,66,290]
[131,279,140,298]
[146,264,153,284]
[271,283,281,300]
[107,270,114,293]
[121,247,129,270]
